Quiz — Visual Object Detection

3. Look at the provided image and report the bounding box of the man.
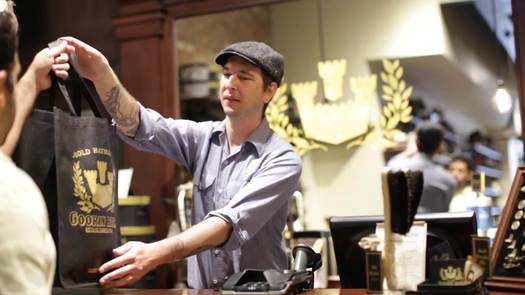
[0,1,71,294]
[448,156,491,212]
[388,122,456,213]
[60,37,302,289]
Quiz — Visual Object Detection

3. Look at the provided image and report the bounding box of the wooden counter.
[52,289,373,295]
[52,288,525,295]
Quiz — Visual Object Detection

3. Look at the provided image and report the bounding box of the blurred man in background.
[388,122,456,213]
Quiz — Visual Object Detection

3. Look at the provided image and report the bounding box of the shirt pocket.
[196,174,216,191]
[195,174,217,212]
[217,178,249,209]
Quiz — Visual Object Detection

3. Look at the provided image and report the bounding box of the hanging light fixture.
[491,0,512,114]
[493,80,512,113]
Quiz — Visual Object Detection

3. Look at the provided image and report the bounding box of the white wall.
[270,0,456,229]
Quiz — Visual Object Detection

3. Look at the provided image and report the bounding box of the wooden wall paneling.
[160,17,180,205]
[164,0,290,18]
[120,38,173,237]
[113,4,176,245]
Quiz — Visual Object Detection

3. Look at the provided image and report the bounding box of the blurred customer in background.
[448,155,491,212]
[388,121,456,213]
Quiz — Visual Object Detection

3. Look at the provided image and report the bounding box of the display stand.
[486,166,525,291]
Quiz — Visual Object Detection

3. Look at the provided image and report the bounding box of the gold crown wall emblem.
[318,59,347,101]
[265,59,413,155]
[73,160,115,213]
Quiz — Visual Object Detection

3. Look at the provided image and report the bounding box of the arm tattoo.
[171,237,213,260]
[186,246,213,257]
[104,86,139,136]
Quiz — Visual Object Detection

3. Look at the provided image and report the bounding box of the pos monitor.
[329,212,477,288]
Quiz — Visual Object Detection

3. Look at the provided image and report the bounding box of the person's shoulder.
[169,120,223,141]
[435,164,453,178]
[268,132,300,154]
[0,160,45,221]
[388,156,417,170]
[0,159,42,200]
[191,120,223,134]
[263,133,302,169]
[433,164,456,185]
[0,157,32,183]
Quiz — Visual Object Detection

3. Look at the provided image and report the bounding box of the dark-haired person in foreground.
[388,122,456,213]
[0,1,71,294]
[60,36,302,289]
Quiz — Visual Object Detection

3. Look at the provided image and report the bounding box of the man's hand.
[98,217,231,288]
[29,45,72,92]
[98,241,161,288]
[0,43,73,156]
[17,43,72,108]
[59,36,110,82]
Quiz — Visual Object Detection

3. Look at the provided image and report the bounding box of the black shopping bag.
[13,52,120,287]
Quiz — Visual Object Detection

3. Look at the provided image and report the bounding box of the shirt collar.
[211,118,272,156]
[211,120,226,136]
[245,118,272,156]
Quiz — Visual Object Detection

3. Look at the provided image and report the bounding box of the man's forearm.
[92,69,140,137]
[153,216,232,264]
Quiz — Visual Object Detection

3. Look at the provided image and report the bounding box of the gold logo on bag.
[73,160,115,213]
[70,147,116,234]
[84,161,114,209]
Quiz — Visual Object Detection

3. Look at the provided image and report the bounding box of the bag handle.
[48,40,108,119]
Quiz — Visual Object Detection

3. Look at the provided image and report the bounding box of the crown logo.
[293,63,377,145]
[265,59,413,155]
[318,59,347,101]
[73,160,115,213]
[439,266,463,282]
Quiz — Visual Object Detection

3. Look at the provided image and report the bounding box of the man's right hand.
[58,36,110,82]
[99,241,162,288]
[52,37,141,137]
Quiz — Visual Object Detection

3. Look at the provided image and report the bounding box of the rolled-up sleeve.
[206,149,302,251]
[117,103,207,170]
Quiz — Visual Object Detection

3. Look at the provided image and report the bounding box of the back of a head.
[416,121,444,155]
[0,0,18,92]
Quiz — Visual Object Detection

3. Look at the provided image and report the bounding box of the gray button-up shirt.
[388,152,456,213]
[119,105,302,288]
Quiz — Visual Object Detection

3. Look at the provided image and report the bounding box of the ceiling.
[371,1,517,135]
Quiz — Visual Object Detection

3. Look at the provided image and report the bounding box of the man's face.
[448,160,471,186]
[219,56,273,120]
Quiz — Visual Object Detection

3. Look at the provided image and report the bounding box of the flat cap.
[215,41,284,86]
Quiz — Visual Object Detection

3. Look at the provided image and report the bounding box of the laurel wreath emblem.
[265,59,413,154]
[379,59,413,143]
[73,161,100,213]
[265,84,327,156]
